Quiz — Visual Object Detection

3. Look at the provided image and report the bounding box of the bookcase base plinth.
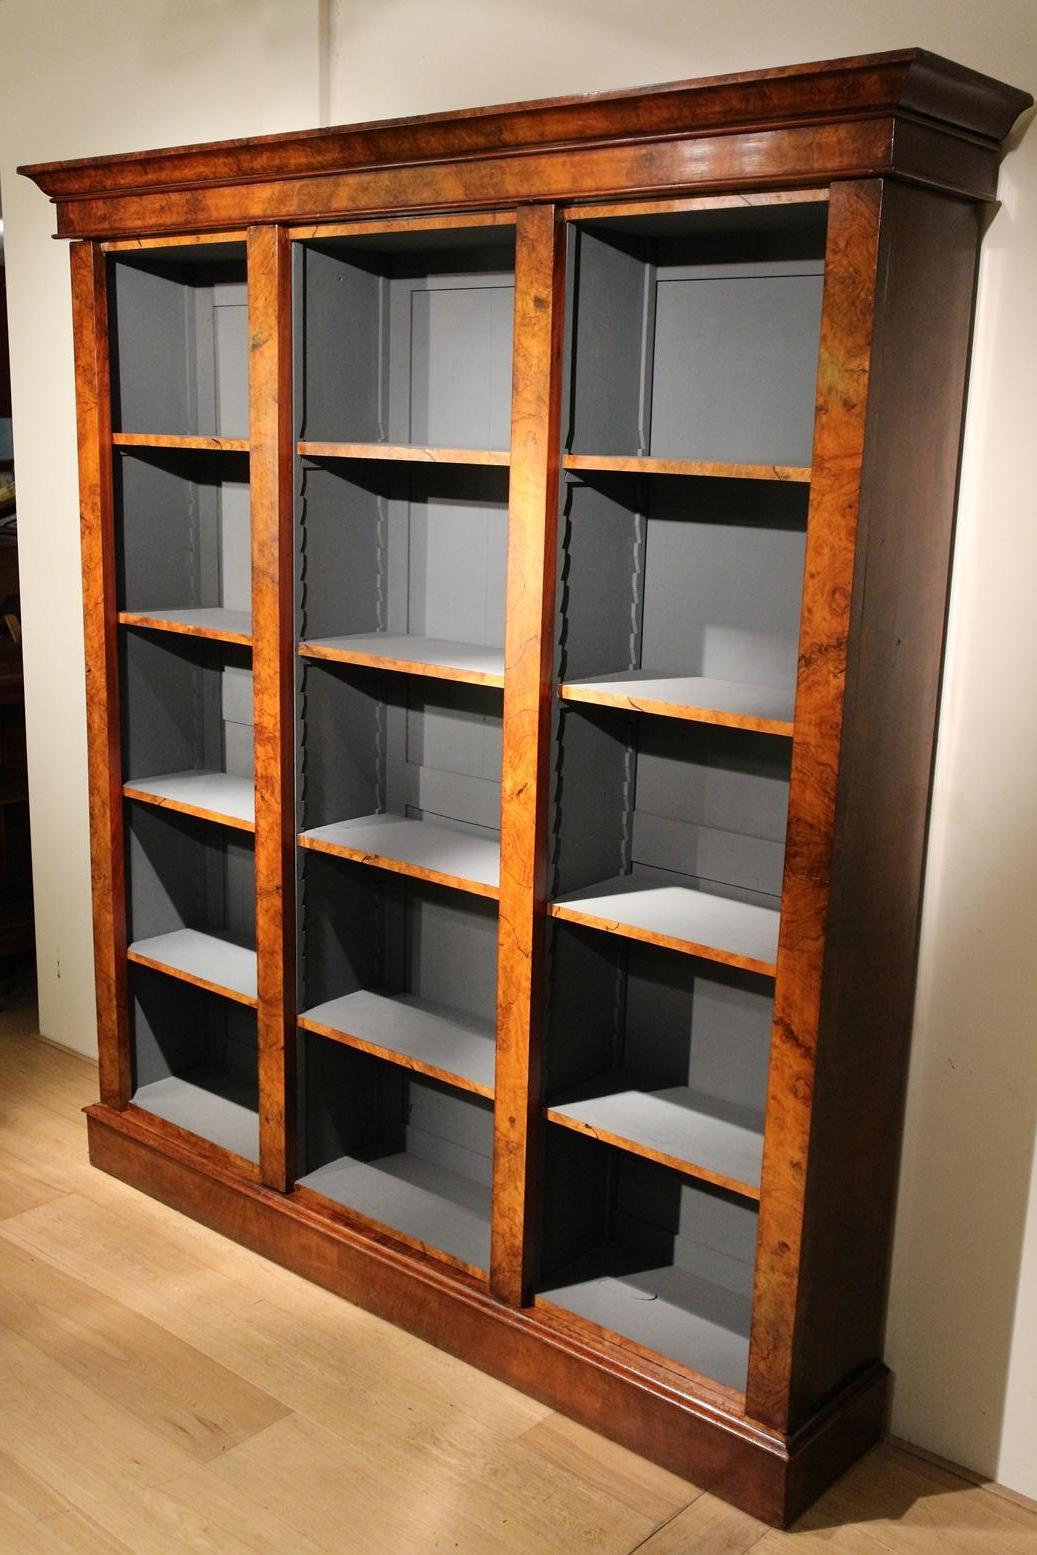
[85,1101,888,1528]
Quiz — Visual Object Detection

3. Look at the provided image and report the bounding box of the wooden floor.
[2,994,1036,1554]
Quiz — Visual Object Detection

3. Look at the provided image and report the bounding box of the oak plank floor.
[1,997,1035,1554]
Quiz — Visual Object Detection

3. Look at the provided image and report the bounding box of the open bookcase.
[23,49,1030,1526]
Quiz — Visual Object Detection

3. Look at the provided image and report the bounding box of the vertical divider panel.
[490,204,566,1306]
[72,240,130,1107]
[746,181,884,1430]
[248,225,297,1192]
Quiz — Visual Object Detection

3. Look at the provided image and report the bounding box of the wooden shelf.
[538,1251,751,1393]
[559,673,794,735]
[133,1074,259,1163]
[113,433,249,452]
[123,770,255,830]
[549,875,780,976]
[547,1081,764,1198]
[563,453,810,483]
[299,813,500,899]
[297,1151,491,1273]
[299,634,504,688]
[299,989,495,1098]
[298,440,509,466]
[127,928,258,1006]
[118,607,252,646]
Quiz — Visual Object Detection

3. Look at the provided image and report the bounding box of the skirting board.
[85,1101,888,1527]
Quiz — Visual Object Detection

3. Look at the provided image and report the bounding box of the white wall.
[2,0,1035,1502]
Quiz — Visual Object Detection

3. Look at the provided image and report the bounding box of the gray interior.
[109,244,249,439]
[539,1131,757,1389]
[121,630,254,786]
[566,204,827,464]
[295,230,516,449]
[299,852,497,1034]
[299,661,502,850]
[297,1035,494,1268]
[558,473,808,696]
[125,802,255,949]
[546,923,771,1188]
[116,448,250,619]
[130,962,258,1162]
[298,459,507,653]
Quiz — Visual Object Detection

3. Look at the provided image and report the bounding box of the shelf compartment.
[115,447,250,634]
[299,661,501,899]
[123,771,255,831]
[299,854,497,1096]
[559,673,794,736]
[300,814,499,898]
[127,928,257,1006]
[296,226,515,451]
[550,707,789,975]
[298,441,509,466]
[297,1037,493,1274]
[566,203,826,466]
[549,875,779,974]
[537,1131,756,1391]
[299,634,504,689]
[556,472,807,707]
[124,803,256,1004]
[119,608,251,645]
[562,453,810,483]
[108,241,248,440]
[297,460,507,665]
[121,633,253,795]
[129,962,258,1163]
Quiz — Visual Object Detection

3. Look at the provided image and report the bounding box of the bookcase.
[22,49,1030,1525]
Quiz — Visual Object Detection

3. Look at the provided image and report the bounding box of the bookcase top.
[20,48,1032,238]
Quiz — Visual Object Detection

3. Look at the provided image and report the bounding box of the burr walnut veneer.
[22,49,1030,1526]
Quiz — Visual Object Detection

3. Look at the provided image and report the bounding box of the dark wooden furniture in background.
[21,50,1030,1526]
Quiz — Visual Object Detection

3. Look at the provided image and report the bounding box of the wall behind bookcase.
[2,0,1035,1503]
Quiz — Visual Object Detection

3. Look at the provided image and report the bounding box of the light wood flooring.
[1,992,1035,1554]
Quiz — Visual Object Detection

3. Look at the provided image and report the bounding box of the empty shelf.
[123,770,255,829]
[540,1251,751,1391]
[299,634,504,688]
[550,874,780,975]
[119,607,252,645]
[563,452,810,483]
[133,1074,259,1162]
[299,813,500,898]
[113,433,249,452]
[300,989,496,1096]
[127,928,258,1005]
[297,1152,491,1271]
[548,1084,763,1196]
[559,673,794,736]
[298,440,509,466]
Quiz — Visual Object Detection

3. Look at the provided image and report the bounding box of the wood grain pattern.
[124,946,259,1008]
[298,829,500,900]
[112,432,249,451]
[102,231,248,250]
[289,210,517,241]
[489,204,566,1309]
[116,610,252,646]
[557,682,794,737]
[123,1102,262,1184]
[746,180,884,1432]
[70,241,130,1108]
[562,189,830,221]
[297,638,504,688]
[562,454,810,483]
[296,1014,494,1101]
[249,225,297,1195]
[298,440,509,465]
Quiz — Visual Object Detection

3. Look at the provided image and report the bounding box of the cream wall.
[2,0,1035,1502]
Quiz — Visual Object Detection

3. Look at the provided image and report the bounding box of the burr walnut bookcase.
[22,49,1030,1525]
